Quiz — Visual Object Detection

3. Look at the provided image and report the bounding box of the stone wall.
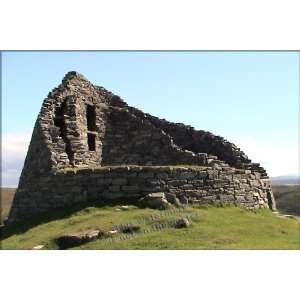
[8,166,275,223]
[113,98,268,177]
[102,106,208,166]
[29,72,212,170]
[41,72,110,169]
[7,71,276,224]
[20,71,269,176]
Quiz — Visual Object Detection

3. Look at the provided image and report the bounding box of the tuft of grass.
[1,204,299,250]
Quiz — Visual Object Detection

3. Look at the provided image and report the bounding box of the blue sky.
[2,51,299,186]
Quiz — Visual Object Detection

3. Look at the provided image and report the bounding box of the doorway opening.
[86,104,96,131]
[87,133,96,151]
[54,101,74,163]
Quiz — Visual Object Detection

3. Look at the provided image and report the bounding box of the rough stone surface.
[139,192,172,210]
[119,224,141,234]
[7,71,276,224]
[56,230,101,249]
[32,245,45,250]
[174,218,190,228]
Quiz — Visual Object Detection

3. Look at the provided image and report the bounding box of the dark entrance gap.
[86,104,96,131]
[88,133,96,151]
[54,101,74,164]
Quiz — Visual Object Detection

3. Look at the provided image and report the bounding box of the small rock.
[121,205,129,210]
[32,245,44,250]
[56,230,101,249]
[283,214,299,220]
[86,230,101,239]
[174,218,190,228]
[165,193,181,207]
[107,230,118,235]
[120,224,141,234]
[139,192,172,210]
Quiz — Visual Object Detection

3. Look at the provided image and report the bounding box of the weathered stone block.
[139,192,172,209]
[218,194,235,201]
[122,185,140,192]
[182,184,194,190]
[202,195,217,202]
[102,191,125,200]
[111,178,127,185]
[179,171,196,180]
[138,172,154,179]
[109,185,120,192]
[156,172,169,179]
[168,180,187,187]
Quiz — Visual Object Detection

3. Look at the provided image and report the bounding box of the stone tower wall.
[8,166,274,223]
[6,71,276,224]
[112,99,268,177]
[102,106,208,166]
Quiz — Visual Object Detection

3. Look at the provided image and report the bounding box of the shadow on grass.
[0,198,135,240]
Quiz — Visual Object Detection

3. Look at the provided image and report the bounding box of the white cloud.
[2,131,32,187]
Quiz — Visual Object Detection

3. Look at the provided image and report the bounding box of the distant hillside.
[272,185,300,216]
[1,188,16,224]
[271,175,300,186]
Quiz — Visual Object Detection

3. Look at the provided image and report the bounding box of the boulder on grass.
[32,245,44,250]
[121,205,129,210]
[119,224,141,234]
[139,192,172,210]
[174,218,190,228]
[56,230,101,249]
[107,230,118,236]
[165,193,181,207]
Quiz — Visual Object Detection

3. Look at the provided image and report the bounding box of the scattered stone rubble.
[7,71,276,224]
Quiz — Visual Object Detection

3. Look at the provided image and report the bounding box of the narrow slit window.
[88,133,96,151]
[86,104,96,131]
[54,101,74,163]
[54,101,66,137]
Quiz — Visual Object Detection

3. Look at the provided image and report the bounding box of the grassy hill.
[1,187,299,250]
[1,203,299,250]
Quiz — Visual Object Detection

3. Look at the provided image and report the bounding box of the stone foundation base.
[7,165,275,224]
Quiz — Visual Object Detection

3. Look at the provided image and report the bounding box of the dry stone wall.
[8,166,274,223]
[102,106,208,166]
[113,98,268,177]
[6,71,276,224]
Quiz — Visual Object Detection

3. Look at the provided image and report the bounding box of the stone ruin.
[7,71,276,224]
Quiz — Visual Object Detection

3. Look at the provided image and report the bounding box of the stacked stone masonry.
[7,72,276,224]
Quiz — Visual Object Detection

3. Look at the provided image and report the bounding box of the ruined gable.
[6,71,276,224]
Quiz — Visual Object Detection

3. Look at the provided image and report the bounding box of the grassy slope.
[1,204,299,250]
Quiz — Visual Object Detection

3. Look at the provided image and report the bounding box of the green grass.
[1,204,299,250]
